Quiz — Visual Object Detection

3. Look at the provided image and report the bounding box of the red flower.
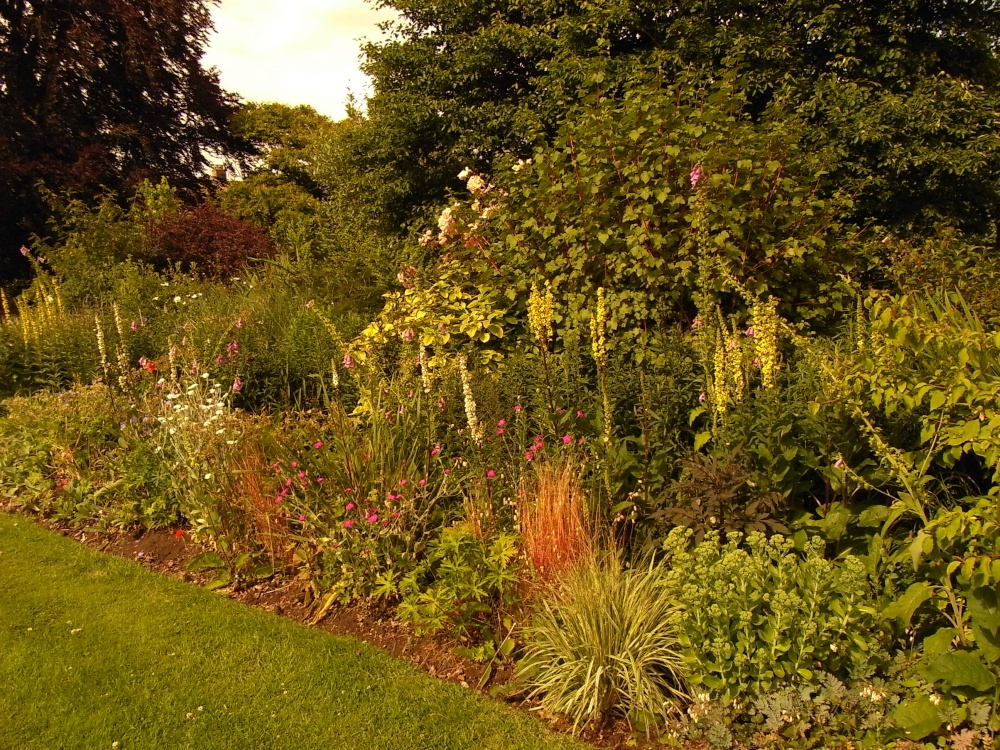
[173,529,184,539]
[144,360,157,374]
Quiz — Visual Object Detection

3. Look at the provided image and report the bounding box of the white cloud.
[202,0,397,119]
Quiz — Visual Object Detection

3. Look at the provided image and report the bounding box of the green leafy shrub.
[661,528,882,703]
[517,556,688,731]
[396,526,520,648]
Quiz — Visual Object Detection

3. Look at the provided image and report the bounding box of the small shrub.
[147,203,276,278]
[517,555,688,731]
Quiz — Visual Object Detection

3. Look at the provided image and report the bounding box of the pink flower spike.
[313,441,323,449]
[563,434,573,444]
[343,519,354,529]
[346,502,355,511]
[486,470,496,478]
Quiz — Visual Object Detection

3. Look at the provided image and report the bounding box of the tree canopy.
[0,0,250,280]
[349,0,1000,241]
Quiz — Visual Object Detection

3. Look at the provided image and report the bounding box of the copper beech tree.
[0,0,250,280]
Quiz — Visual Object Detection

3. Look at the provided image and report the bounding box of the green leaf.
[694,431,712,451]
[922,628,959,657]
[186,552,225,572]
[891,696,944,740]
[882,582,935,626]
[922,650,996,691]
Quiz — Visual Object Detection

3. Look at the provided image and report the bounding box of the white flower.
[204,473,212,480]
[173,296,181,303]
[458,167,471,180]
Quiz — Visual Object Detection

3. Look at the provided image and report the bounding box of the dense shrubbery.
[3,2,1000,747]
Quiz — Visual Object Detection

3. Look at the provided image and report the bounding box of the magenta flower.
[216,356,226,365]
[344,519,354,529]
[297,472,306,480]
[285,478,293,487]
[392,511,400,519]
[444,469,452,475]
[345,487,354,493]
[418,478,427,486]
[227,341,239,356]
[576,410,585,418]
[430,444,441,457]
[346,502,355,511]
[513,404,522,412]
[274,497,283,504]
[690,165,703,188]
[399,479,407,487]
[313,441,323,449]
[367,513,379,523]
[291,462,298,469]
[496,428,505,435]
[298,514,306,522]
[342,352,356,369]
[525,451,534,461]
[744,327,756,338]
[563,434,573,444]
[497,419,506,427]
[486,470,496,478]
[130,320,139,332]
[317,477,325,483]
[19,246,29,256]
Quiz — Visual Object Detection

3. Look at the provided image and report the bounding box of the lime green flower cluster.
[590,286,607,369]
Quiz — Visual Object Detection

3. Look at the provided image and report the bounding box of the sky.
[202,0,397,121]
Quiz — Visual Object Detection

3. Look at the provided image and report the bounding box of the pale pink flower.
[344,519,354,529]
[346,502,355,511]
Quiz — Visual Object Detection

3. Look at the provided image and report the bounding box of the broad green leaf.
[922,650,996,691]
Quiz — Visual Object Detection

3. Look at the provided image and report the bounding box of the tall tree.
[351,0,1000,241]
[0,0,250,280]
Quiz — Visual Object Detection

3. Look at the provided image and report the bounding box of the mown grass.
[0,513,583,750]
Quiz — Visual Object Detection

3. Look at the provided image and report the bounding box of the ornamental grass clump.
[517,555,688,732]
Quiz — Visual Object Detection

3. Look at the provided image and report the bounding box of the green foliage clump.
[518,557,688,731]
[661,529,881,703]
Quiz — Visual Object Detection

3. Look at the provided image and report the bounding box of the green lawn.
[0,513,583,750]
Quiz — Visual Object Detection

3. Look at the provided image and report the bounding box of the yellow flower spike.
[528,282,554,352]
[712,318,728,417]
[1,288,12,327]
[727,335,745,403]
[590,287,607,369]
[750,299,780,390]
[855,295,867,354]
